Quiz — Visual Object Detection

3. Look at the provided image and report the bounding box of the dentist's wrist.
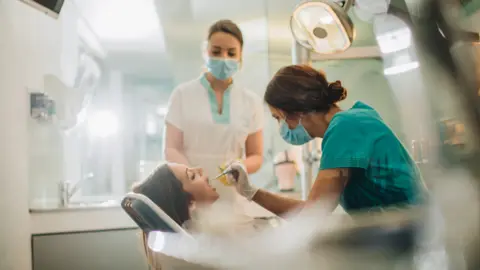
[243,185,259,201]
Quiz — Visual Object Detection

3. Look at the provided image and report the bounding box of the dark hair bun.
[327,80,347,103]
[265,65,347,115]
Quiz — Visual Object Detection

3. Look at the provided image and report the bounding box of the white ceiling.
[72,0,292,79]
[72,0,479,79]
[74,0,479,79]
[73,0,288,78]
[74,0,284,52]
[190,0,267,22]
[74,0,165,53]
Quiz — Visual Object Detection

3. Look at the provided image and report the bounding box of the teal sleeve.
[320,118,371,170]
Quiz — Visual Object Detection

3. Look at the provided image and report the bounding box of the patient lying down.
[132,163,281,269]
[131,162,275,236]
[131,164,438,270]
[132,163,218,228]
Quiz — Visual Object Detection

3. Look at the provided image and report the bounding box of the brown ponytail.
[264,65,347,116]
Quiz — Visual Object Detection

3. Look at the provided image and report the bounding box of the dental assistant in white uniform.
[164,20,264,205]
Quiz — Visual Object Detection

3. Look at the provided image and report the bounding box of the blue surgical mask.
[279,118,313,145]
[206,58,239,80]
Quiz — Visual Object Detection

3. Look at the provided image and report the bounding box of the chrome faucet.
[58,173,94,207]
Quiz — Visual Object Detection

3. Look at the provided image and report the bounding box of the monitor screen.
[32,0,64,13]
[18,0,64,18]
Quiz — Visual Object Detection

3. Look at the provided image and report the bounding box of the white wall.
[27,3,81,208]
[0,1,79,269]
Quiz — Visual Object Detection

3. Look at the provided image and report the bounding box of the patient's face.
[168,163,219,204]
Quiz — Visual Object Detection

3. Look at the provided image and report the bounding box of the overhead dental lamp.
[290,0,355,54]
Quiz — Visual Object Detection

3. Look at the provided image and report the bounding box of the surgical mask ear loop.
[295,115,305,130]
[299,116,312,136]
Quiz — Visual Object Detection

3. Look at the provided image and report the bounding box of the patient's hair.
[132,164,193,269]
[132,164,192,226]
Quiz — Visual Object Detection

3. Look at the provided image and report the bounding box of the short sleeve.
[165,87,183,131]
[319,117,371,170]
[248,94,265,134]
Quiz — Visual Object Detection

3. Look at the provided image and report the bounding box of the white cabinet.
[32,228,149,270]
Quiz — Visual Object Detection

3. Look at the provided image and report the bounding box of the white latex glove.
[226,161,259,201]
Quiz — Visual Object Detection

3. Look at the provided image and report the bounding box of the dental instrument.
[214,169,234,180]
[213,169,236,186]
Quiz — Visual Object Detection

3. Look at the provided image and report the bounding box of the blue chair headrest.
[121,195,177,233]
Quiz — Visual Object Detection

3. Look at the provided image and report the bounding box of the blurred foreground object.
[391,0,480,268]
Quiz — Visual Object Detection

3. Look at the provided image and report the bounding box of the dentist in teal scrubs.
[164,20,264,207]
[226,65,426,215]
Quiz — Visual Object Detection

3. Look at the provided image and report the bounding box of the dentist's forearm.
[251,189,305,216]
[164,148,190,165]
[243,154,263,174]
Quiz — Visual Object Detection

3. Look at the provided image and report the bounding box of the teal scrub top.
[319,101,424,212]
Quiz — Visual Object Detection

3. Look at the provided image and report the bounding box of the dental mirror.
[290,0,355,54]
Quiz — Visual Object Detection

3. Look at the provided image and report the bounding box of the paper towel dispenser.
[17,0,64,19]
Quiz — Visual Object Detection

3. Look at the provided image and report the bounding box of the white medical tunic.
[165,74,264,205]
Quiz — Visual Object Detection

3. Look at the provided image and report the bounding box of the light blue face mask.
[206,58,239,80]
[279,118,313,145]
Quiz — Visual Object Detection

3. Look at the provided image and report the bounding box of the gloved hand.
[217,159,242,186]
[225,161,259,201]
[217,161,234,186]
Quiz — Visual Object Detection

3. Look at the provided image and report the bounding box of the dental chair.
[121,192,215,270]
[121,192,187,234]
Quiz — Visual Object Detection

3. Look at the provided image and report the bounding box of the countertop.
[29,198,274,235]
[30,206,137,235]
[30,199,138,235]
[28,192,347,235]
